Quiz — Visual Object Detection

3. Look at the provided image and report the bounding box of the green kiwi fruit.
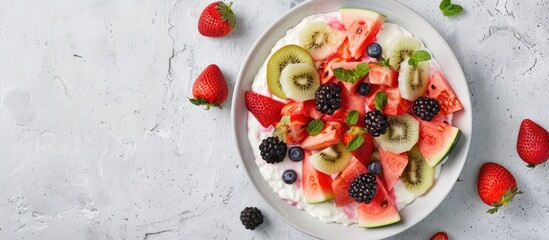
[400,146,435,196]
[309,143,352,175]
[375,113,419,154]
[267,45,314,99]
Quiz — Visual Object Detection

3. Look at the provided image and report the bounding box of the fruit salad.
[245,8,463,228]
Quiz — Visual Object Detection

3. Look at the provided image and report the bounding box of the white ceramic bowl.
[231,0,472,239]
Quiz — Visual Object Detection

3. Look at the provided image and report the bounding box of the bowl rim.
[231,0,472,239]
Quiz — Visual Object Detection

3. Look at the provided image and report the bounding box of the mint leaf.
[333,63,370,83]
[346,110,359,126]
[306,119,324,136]
[443,4,463,16]
[439,0,451,10]
[355,63,370,77]
[374,91,388,112]
[346,134,365,151]
[408,50,431,66]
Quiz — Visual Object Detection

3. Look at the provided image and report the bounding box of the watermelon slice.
[338,38,354,60]
[358,176,401,228]
[366,87,411,116]
[368,63,398,87]
[417,119,461,167]
[286,115,311,144]
[303,150,334,203]
[330,61,366,94]
[332,159,368,207]
[340,8,386,59]
[378,147,408,191]
[301,121,343,150]
[426,72,463,115]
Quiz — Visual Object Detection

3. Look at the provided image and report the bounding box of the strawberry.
[477,162,521,214]
[245,91,285,128]
[343,127,375,166]
[198,1,236,37]
[430,232,449,240]
[189,64,229,110]
[517,119,549,168]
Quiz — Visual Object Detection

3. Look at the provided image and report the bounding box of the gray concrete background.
[0,0,548,239]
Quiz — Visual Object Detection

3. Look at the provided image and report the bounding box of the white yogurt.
[247,12,449,224]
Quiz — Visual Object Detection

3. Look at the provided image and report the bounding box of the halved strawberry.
[245,91,285,127]
[430,232,449,240]
[343,129,375,166]
[368,64,398,87]
[301,121,343,151]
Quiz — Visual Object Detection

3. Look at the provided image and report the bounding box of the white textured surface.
[0,0,548,239]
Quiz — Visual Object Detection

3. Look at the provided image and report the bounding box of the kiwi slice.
[309,143,352,175]
[385,36,421,70]
[267,45,314,99]
[375,113,419,154]
[299,22,346,60]
[279,63,320,101]
[398,60,430,101]
[401,146,435,196]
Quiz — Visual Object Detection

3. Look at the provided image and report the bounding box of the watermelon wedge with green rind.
[302,150,334,203]
[340,8,386,59]
[417,119,461,167]
[358,176,401,228]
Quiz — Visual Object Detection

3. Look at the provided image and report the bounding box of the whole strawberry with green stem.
[477,162,521,214]
[517,119,549,168]
[198,1,236,37]
[189,64,228,110]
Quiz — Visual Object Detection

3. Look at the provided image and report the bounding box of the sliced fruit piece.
[338,38,354,60]
[303,100,325,119]
[383,88,412,116]
[398,60,430,101]
[267,45,314,99]
[310,143,353,175]
[378,147,408,191]
[425,71,463,115]
[321,108,348,123]
[340,85,367,125]
[385,36,421,69]
[317,54,344,84]
[416,119,461,167]
[279,63,320,101]
[375,113,419,154]
[340,8,386,59]
[332,159,368,207]
[303,150,334,203]
[343,129,375,166]
[358,176,401,228]
[401,146,435,196]
[286,115,312,144]
[245,91,285,127]
[368,63,398,87]
[301,121,343,150]
[330,61,366,94]
[280,100,324,119]
[430,232,449,240]
[299,22,346,60]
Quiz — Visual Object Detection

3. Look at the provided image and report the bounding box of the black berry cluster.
[365,110,389,137]
[413,97,441,121]
[348,173,378,203]
[240,207,264,230]
[259,137,287,164]
[315,83,342,115]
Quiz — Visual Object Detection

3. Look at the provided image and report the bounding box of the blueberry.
[282,170,297,184]
[367,43,382,58]
[367,161,382,175]
[358,83,371,96]
[288,147,304,162]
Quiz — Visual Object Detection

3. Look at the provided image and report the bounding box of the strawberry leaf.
[306,119,324,136]
[217,1,236,28]
[346,134,365,151]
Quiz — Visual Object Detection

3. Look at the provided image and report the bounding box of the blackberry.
[413,97,441,121]
[365,110,389,137]
[259,137,287,164]
[315,83,342,115]
[348,173,378,203]
[240,207,264,230]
